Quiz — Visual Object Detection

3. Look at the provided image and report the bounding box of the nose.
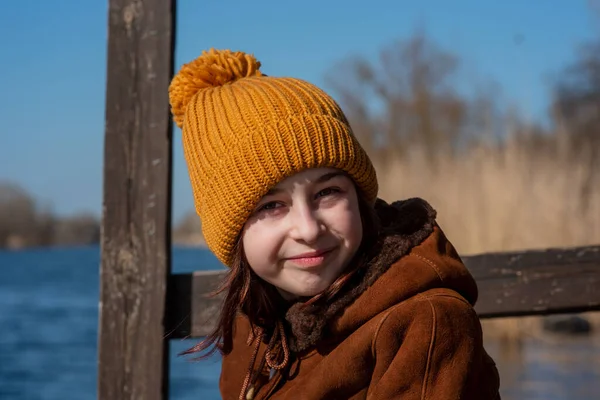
[288,202,323,244]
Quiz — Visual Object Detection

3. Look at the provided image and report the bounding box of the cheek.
[241,224,281,276]
[345,208,363,248]
[334,198,363,246]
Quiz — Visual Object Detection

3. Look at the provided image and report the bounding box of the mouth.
[286,247,337,268]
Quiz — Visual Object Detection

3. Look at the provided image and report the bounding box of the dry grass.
[376,139,600,254]
[373,136,600,340]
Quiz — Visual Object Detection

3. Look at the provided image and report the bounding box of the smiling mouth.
[287,247,336,268]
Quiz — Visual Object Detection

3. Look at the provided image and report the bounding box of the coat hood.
[284,197,479,353]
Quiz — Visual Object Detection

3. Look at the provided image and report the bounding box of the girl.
[169,49,500,400]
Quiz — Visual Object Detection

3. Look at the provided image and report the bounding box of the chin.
[296,288,323,297]
[293,281,333,298]
[278,270,341,299]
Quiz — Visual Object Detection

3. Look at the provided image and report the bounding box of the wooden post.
[98,1,176,399]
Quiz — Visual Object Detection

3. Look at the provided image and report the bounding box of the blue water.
[0,246,224,400]
[1,246,599,400]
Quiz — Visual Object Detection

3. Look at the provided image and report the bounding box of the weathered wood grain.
[468,245,600,318]
[98,1,176,399]
[164,246,600,338]
[166,270,225,339]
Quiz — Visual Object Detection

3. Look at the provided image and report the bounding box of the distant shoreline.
[1,240,208,252]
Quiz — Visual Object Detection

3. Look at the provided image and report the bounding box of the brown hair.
[180,188,380,359]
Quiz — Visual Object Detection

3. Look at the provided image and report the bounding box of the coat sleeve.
[367,291,501,400]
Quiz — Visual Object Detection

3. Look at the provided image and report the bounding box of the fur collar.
[284,197,438,353]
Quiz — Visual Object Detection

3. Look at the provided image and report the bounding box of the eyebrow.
[264,171,345,196]
[316,170,345,184]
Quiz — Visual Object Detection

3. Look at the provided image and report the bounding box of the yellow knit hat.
[169,49,378,266]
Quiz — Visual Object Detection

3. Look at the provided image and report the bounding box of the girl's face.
[242,168,363,300]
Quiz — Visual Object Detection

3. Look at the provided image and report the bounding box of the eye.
[316,187,340,198]
[257,201,282,212]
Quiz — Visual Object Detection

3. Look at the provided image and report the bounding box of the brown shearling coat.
[220,198,501,399]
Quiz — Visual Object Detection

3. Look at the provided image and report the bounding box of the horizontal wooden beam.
[166,270,225,339]
[165,245,600,339]
[466,245,600,318]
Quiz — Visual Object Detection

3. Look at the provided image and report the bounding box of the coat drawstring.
[239,331,261,400]
[239,321,290,400]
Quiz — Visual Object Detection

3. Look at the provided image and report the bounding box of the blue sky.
[0,0,597,222]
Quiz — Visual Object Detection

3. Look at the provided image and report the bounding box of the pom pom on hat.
[169,48,263,127]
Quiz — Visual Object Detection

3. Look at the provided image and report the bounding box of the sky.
[0,0,597,222]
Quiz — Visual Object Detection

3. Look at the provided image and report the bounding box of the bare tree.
[0,181,100,249]
[325,29,467,165]
[0,182,39,247]
[53,213,100,246]
[172,211,204,246]
[552,38,600,213]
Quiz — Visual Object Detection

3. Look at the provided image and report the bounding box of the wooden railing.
[97,1,600,399]
[165,245,600,339]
